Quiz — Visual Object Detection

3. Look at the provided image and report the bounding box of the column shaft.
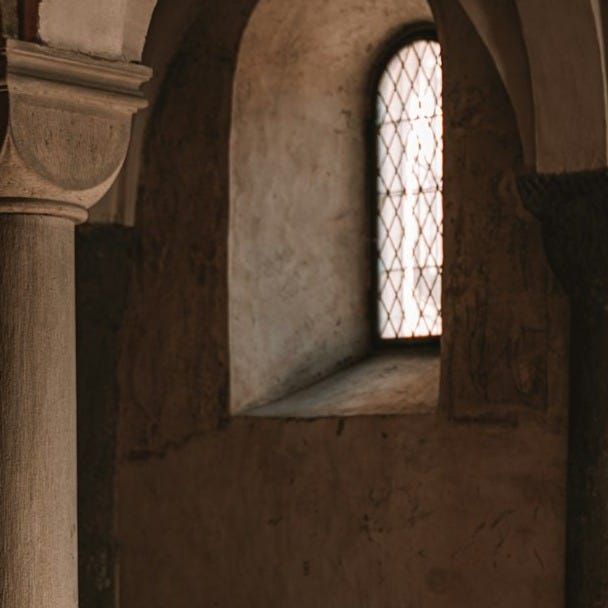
[567,305,608,606]
[517,169,608,607]
[0,215,78,607]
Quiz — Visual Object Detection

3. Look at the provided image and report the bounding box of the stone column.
[518,170,608,608]
[0,40,150,607]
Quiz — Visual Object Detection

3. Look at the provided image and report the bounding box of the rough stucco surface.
[515,0,607,172]
[433,0,569,421]
[117,417,565,608]
[230,0,432,414]
[456,0,535,165]
[72,0,567,605]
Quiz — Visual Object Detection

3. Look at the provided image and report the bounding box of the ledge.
[4,40,151,115]
[240,349,439,418]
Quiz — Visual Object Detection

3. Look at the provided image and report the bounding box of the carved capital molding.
[517,169,608,310]
[0,39,152,222]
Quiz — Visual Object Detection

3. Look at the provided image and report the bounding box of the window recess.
[375,30,443,342]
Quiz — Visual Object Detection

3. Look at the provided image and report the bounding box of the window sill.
[240,349,439,419]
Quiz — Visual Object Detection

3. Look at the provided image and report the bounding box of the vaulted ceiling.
[1,0,606,174]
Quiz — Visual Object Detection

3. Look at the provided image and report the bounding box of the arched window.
[374,27,443,342]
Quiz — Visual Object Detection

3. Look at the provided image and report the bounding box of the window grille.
[375,34,443,340]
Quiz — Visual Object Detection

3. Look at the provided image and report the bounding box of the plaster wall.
[432,0,569,421]
[456,0,535,165]
[117,417,565,608]
[38,0,156,60]
[230,0,431,413]
[515,0,607,172]
[75,0,569,606]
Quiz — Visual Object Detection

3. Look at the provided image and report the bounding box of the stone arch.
[92,0,569,224]
[452,0,535,166]
[31,0,608,174]
[454,0,608,173]
[115,0,259,451]
[90,0,207,223]
[516,0,607,171]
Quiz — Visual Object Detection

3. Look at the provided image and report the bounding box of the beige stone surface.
[38,0,157,61]
[0,40,150,213]
[230,0,432,414]
[0,40,150,608]
[450,0,608,172]
[515,0,607,172]
[0,216,78,608]
[245,351,439,418]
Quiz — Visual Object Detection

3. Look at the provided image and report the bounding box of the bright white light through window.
[376,37,443,339]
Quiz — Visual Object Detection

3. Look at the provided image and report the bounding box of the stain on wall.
[75,0,569,606]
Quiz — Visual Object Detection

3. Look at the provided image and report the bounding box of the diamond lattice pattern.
[376,39,443,339]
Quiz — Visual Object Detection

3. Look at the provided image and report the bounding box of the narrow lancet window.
[376,32,443,340]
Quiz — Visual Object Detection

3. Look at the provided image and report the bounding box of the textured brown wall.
[435,0,569,421]
[75,0,569,606]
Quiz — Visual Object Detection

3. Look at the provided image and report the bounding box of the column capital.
[517,169,608,310]
[0,39,151,223]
